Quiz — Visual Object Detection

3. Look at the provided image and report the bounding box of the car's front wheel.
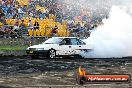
[47,49,56,59]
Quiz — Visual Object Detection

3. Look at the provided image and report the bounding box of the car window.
[44,38,63,44]
[61,38,71,45]
[76,39,86,45]
[71,38,78,45]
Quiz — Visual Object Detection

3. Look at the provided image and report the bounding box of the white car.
[26,37,92,59]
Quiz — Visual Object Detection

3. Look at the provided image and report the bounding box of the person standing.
[28,20,33,29]
[51,25,58,37]
[19,20,27,34]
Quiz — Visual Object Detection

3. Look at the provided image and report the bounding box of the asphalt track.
[0,56,131,88]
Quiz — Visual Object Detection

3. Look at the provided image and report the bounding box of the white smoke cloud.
[61,0,132,58]
[62,0,112,17]
[81,6,132,58]
[112,0,132,5]
[112,0,132,16]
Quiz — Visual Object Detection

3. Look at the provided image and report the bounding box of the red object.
[76,66,131,85]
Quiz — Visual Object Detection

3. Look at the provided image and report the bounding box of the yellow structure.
[17,0,28,6]
[5,17,69,37]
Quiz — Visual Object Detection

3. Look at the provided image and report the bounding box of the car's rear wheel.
[47,49,56,59]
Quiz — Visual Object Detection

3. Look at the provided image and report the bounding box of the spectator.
[28,20,33,29]
[19,20,27,33]
[34,21,39,30]
[0,9,5,17]
[4,27,11,38]
[79,27,84,37]
[51,25,58,37]
[0,16,5,25]
[6,9,15,18]
[76,22,81,29]
[17,6,24,18]
[0,25,5,36]
[13,13,19,19]
[13,21,19,32]
[0,0,110,38]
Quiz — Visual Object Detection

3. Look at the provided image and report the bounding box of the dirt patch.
[0,57,131,87]
[0,50,26,56]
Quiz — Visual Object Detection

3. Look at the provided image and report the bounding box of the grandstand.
[0,0,70,38]
[5,17,69,37]
[0,0,109,38]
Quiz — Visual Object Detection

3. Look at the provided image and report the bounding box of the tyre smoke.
[81,6,132,58]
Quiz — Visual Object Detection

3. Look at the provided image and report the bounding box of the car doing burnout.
[26,37,92,59]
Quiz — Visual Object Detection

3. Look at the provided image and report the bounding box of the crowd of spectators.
[0,0,110,38]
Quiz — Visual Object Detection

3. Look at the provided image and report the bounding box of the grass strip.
[0,45,28,51]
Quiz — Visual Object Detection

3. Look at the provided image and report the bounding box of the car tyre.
[75,55,83,59]
[47,49,56,59]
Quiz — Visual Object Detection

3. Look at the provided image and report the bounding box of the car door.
[57,38,73,56]
[70,38,86,55]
